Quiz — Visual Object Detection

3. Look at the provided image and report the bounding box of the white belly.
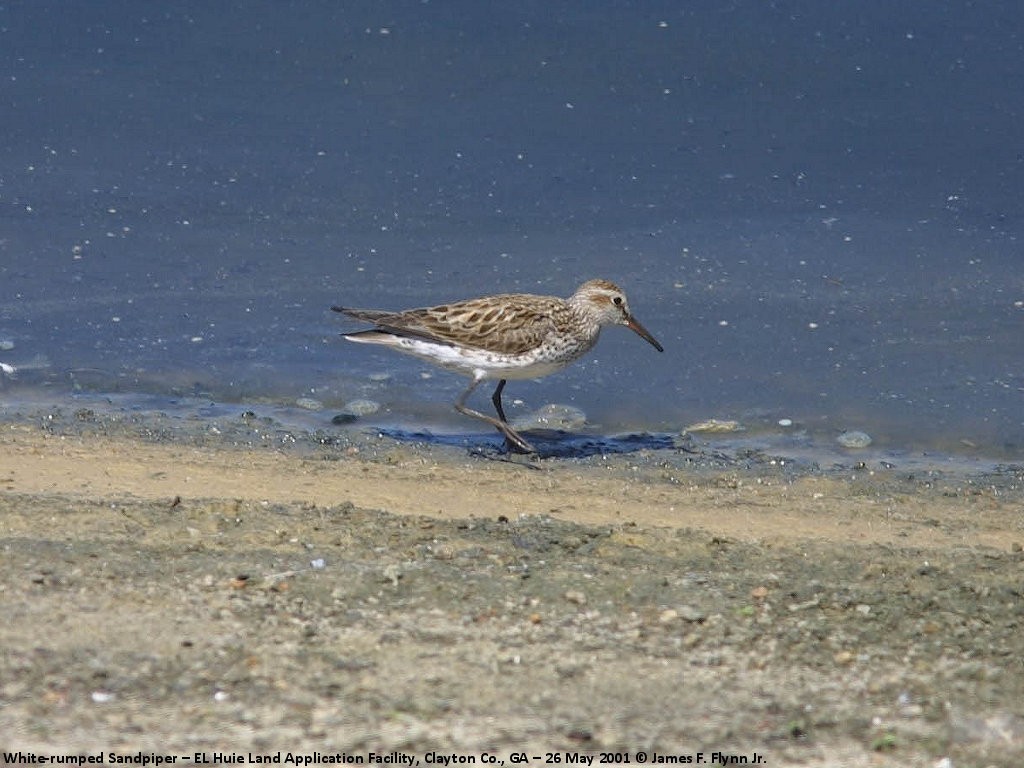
[346,334,591,381]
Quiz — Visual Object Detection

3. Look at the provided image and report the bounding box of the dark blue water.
[2,1,1022,456]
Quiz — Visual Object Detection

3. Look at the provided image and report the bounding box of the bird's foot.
[501,427,535,454]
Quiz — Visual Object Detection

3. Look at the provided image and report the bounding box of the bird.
[331,279,663,453]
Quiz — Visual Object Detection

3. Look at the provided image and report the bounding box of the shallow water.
[1,1,1022,457]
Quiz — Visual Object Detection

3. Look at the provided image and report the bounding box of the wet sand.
[1,410,1023,766]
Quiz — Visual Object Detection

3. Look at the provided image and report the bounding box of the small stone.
[659,608,679,624]
[433,544,455,560]
[837,430,872,448]
[564,589,587,605]
[228,575,250,590]
[382,564,402,586]
[678,605,706,622]
[344,398,380,416]
[684,419,743,434]
[0,339,14,351]
[788,596,821,612]
[834,650,855,665]
[295,397,323,411]
[331,412,358,425]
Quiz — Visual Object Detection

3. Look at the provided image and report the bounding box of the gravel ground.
[0,407,1022,766]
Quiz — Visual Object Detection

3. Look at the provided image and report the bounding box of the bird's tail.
[331,306,395,323]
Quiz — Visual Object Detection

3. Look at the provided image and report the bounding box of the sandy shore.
[1,413,1023,766]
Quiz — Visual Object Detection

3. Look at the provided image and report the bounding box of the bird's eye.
[612,296,623,307]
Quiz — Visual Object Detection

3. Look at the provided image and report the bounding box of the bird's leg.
[491,379,509,423]
[490,378,531,453]
[455,378,535,453]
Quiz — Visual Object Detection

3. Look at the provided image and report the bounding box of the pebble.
[0,339,14,351]
[684,419,743,434]
[344,398,380,416]
[837,430,872,448]
[432,544,455,560]
[514,404,587,431]
[833,650,855,665]
[295,397,323,411]
[677,605,706,623]
[382,564,402,586]
[564,589,587,605]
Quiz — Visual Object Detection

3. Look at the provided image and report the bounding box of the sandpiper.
[331,279,663,453]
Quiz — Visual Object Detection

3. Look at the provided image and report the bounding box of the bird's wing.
[332,306,452,345]
[335,295,565,355]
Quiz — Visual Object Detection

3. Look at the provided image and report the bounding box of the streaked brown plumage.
[332,279,663,453]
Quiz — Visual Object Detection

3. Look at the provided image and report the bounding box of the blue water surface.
[1,1,1022,456]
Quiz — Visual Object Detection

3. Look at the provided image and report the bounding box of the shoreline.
[1,411,1023,764]
[1,421,1019,552]
[2,385,1020,471]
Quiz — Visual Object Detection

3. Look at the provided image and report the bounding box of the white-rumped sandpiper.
[332,279,663,452]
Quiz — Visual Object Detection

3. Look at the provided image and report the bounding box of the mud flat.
[1,407,1022,767]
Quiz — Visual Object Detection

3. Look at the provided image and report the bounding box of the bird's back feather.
[335,294,575,356]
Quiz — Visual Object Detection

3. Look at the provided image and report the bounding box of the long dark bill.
[622,317,663,354]
[626,316,664,353]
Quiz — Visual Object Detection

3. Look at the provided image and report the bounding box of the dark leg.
[491,379,509,423]
[455,378,534,453]
[490,378,530,453]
